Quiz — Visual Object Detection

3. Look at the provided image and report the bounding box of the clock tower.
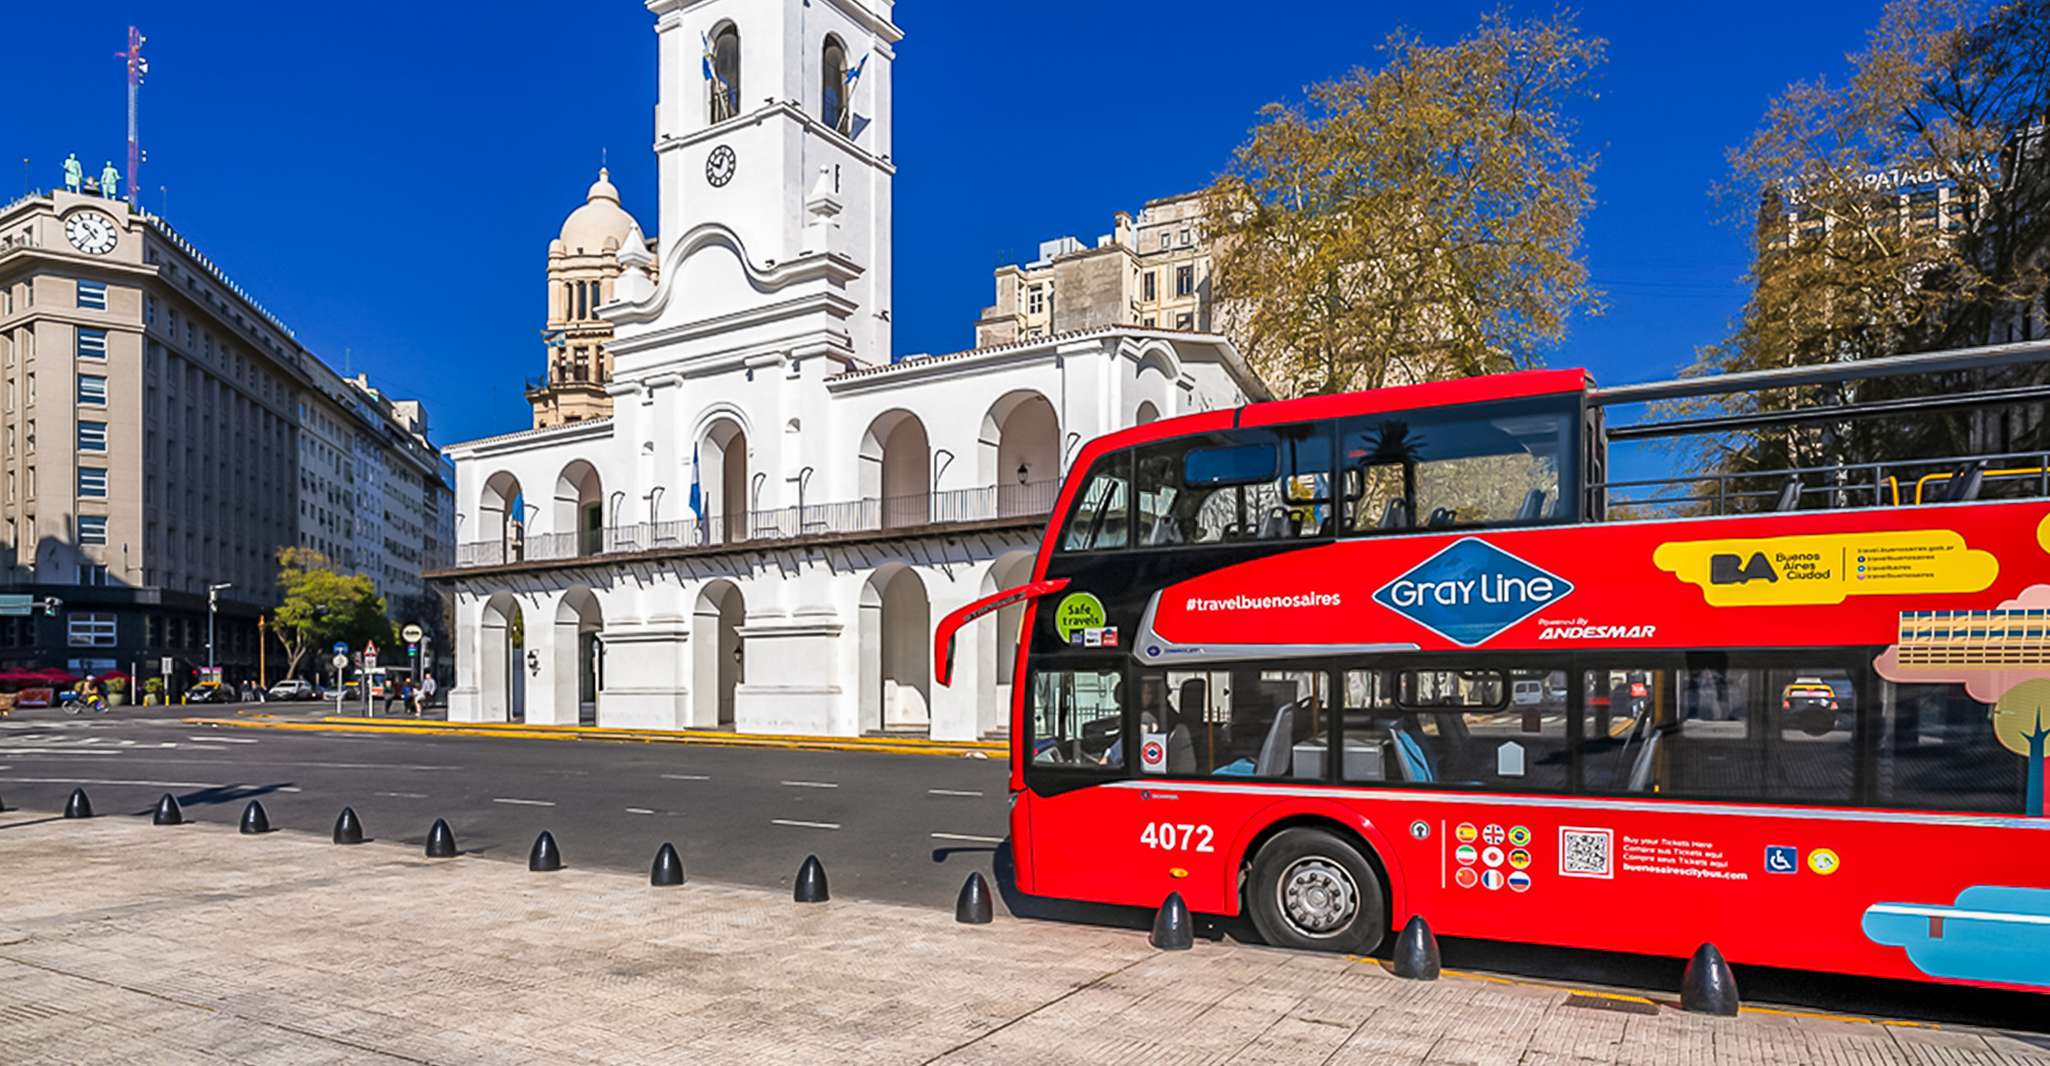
[636,0,900,366]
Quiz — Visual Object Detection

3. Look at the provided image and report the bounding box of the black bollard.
[64,788,94,819]
[955,872,994,925]
[650,842,685,887]
[1391,915,1441,980]
[1681,942,1740,1016]
[425,818,458,858]
[1150,891,1194,950]
[528,830,562,872]
[793,854,829,903]
[239,800,271,835]
[152,793,184,826]
[332,806,365,845]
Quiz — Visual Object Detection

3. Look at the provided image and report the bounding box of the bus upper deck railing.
[1591,449,2050,521]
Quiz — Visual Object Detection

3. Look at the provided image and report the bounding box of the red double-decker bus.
[937,344,2050,993]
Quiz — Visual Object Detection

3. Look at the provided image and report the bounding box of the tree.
[270,548,393,681]
[1202,11,1604,397]
[1682,0,2050,482]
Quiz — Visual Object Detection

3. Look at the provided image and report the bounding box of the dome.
[557,167,640,255]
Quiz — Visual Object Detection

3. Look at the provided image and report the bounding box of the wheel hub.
[1278,857,1358,938]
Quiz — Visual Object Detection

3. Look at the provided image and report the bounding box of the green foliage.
[1203,11,1605,397]
[271,547,393,680]
[144,676,164,695]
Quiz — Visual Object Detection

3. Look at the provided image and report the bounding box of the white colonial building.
[439,0,1265,739]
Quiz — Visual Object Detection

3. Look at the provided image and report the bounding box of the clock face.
[65,211,119,255]
[706,145,737,188]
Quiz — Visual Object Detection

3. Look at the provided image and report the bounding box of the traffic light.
[39,596,62,616]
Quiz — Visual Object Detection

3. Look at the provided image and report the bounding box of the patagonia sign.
[1373,538,1573,646]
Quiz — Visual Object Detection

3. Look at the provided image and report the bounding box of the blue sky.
[2,1,1877,447]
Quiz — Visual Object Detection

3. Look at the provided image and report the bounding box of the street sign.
[332,641,349,655]
[160,656,173,675]
[0,593,32,616]
[401,623,424,643]
[331,653,349,669]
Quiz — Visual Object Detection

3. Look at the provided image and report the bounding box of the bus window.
[1134,424,1332,546]
[1028,667,1125,768]
[1877,682,2026,814]
[1057,452,1130,552]
[1342,667,1568,789]
[1341,396,1574,533]
[1579,668,1661,792]
[1139,668,1327,779]
[1766,667,1857,803]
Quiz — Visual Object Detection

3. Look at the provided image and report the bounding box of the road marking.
[277,787,303,793]
[771,818,840,830]
[80,737,101,745]
[928,788,984,797]
[376,791,428,799]
[185,735,258,744]
[492,797,556,807]
[0,748,126,756]
[660,773,709,781]
[781,780,838,789]
[625,807,655,815]
[931,832,1004,844]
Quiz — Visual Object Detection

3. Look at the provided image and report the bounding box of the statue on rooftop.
[100,162,120,200]
[63,154,82,193]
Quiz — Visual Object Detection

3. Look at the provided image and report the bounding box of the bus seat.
[1379,499,1411,529]
[1166,723,1196,773]
[1773,477,1802,512]
[1252,703,1296,777]
[1427,507,1456,528]
[1946,462,1985,502]
[1626,726,1662,792]
[1390,726,1435,783]
[1517,489,1547,521]
[1258,508,1287,540]
[1146,515,1184,545]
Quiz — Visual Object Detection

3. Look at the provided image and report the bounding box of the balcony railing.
[455,479,1060,568]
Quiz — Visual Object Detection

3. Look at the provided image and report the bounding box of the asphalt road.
[4,703,2046,1034]
[0,704,1011,912]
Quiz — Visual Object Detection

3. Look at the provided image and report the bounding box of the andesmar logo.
[1373,537,1573,646]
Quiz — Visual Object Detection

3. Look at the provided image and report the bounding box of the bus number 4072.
[1140,822,1216,853]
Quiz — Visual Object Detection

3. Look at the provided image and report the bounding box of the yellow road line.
[181,717,1007,759]
[1355,958,1939,1029]
[311,716,1008,751]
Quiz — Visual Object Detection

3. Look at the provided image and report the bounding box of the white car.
[267,679,317,701]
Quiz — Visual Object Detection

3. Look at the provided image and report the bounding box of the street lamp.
[206,582,233,674]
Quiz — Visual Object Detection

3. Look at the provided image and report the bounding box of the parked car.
[184,680,235,704]
[267,679,317,701]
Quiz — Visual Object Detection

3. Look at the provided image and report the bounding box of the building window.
[1028,285,1045,315]
[1175,312,1193,330]
[78,466,108,498]
[1180,228,1192,247]
[80,563,109,586]
[822,35,851,133]
[709,24,742,123]
[1175,265,1195,298]
[1142,271,1157,302]
[78,374,107,405]
[77,327,109,359]
[79,420,108,451]
[78,515,109,545]
[77,279,108,311]
[67,611,117,647]
[1158,233,1169,250]
[1142,316,1156,328]
[144,294,156,325]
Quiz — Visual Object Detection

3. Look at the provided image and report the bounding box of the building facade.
[975,190,1218,346]
[0,186,452,680]
[437,0,1266,739]
[527,169,658,429]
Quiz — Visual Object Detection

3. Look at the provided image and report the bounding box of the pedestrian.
[417,673,436,717]
[380,675,398,716]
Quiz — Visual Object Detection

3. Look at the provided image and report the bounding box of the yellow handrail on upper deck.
[1910,466,2050,505]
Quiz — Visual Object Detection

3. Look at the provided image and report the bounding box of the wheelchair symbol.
[1765,845,1799,874]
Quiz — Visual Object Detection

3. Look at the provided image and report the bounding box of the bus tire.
[1246,827,1387,955]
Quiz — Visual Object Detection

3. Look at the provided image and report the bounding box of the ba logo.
[1709,552,1778,585]
[1373,538,1573,646]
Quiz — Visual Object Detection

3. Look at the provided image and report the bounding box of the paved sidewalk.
[0,814,2043,1066]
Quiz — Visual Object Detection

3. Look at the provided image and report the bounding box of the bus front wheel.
[1246,828,1387,955]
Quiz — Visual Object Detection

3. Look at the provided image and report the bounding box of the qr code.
[1559,827,1613,879]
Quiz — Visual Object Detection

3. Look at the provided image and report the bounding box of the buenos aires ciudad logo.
[1372,537,1573,646]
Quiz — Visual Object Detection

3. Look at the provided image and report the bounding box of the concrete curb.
[181,716,1010,758]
